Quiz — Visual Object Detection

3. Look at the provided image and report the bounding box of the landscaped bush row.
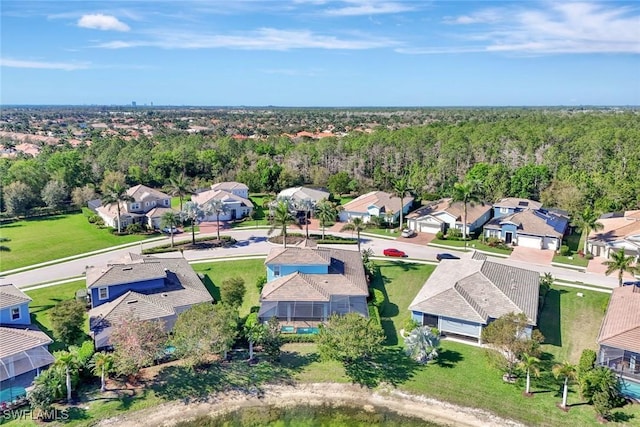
[368,304,382,327]
[315,239,357,245]
[143,235,236,254]
[0,207,81,224]
[280,333,317,343]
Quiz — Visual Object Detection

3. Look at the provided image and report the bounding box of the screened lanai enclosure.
[599,346,640,382]
[0,346,55,404]
[258,296,368,323]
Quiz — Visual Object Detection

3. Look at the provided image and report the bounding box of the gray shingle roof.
[265,247,331,266]
[0,284,31,309]
[409,259,540,325]
[86,262,167,289]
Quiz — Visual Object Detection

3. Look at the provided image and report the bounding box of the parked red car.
[383,248,406,257]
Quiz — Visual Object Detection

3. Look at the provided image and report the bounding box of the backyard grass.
[25,280,88,351]
[430,238,512,255]
[0,212,151,272]
[538,284,610,364]
[192,259,265,318]
[553,231,589,268]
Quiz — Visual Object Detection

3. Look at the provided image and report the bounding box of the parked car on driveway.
[436,253,460,261]
[401,228,416,238]
[162,226,181,234]
[383,248,406,257]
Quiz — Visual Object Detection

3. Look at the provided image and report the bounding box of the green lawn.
[362,228,400,238]
[430,238,512,255]
[192,259,265,318]
[0,212,151,272]
[538,285,610,363]
[25,280,88,351]
[553,231,589,267]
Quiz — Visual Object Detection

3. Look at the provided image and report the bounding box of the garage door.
[420,223,441,234]
[543,237,558,251]
[518,235,542,249]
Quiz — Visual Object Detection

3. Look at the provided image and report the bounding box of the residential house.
[483,198,568,250]
[95,184,175,230]
[192,188,254,221]
[587,210,640,260]
[275,186,331,222]
[258,246,369,328]
[408,259,540,344]
[86,253,212,349]
[339,191,414,224]
[210,181,249,199]
[597,285,640,388]
[405,198,492,236]
[0,284,55,403]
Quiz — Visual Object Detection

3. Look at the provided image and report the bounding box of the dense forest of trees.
[1,109,638,218]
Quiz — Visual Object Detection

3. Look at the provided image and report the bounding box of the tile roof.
[261,247,368,302]
[342,191,414,214]
[146,206,178,218]
[0,326,52,358]
[409,259,540,325]
[277,186,330,203]
[265,247,331,265]
[406,198,491,225]
[210,181,249,191]
[597,286,640,353]
[589,211,640,243]
[127,184,170,202]
[493,198,543,211]
[0,284,31,309]
[192,189,253,208]
[485,209,568,238]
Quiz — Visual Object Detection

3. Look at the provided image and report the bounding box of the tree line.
[1,110,638,218]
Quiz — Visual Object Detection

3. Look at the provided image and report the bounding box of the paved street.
[1,227,621,289]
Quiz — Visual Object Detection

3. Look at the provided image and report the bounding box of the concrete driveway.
[509,246,554,266]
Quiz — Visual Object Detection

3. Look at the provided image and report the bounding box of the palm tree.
[451,180,482,251]
[404,326,440,364]
[102,182,134,233]
[90,352,114,392]
[160,211,180,248]
[268,200,296,248]
[181,201,208,245]
[341,217,367,252]
[245,323,266,361]
[518,353,541,396]
[54,350,77,403]
[316,199,337,240]
[575,206,604,255]
[392,176,411,230]
[552,361,577,410]
[166,173,192,211]
[295,199,314,239]
[603,250,639,287]
[207,198,229,241]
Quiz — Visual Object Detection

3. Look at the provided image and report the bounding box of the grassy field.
[0,212,150,272]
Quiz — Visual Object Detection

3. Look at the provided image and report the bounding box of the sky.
[1,1,639,106]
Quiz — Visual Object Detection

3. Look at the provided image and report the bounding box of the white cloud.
[94,28,399,51]
[0,57,90,71]
[325,1,413,16]
[78,14,130,32]
[421,2,640,55]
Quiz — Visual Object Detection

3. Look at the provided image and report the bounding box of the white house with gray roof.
[409,259,540,343]
[87,253,213,349]
[95,184,176,230]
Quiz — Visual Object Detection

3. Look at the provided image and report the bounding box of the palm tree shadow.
[433,349,463,368]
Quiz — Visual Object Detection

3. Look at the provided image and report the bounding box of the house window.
[98,287,109,300]
[130,203,140,210]
[11,307,20,320]
[163,199,170,207]
[273,265,281,277]
[499,207,509,214]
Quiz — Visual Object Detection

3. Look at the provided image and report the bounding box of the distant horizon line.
[2,104,639,109]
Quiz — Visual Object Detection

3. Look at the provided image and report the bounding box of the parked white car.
[401,228,416,238]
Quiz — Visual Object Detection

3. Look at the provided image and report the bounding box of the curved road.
[1,228,620,290]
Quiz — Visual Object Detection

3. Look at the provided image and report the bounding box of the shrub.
[256,275,267,292]
[435,231,445,240]
[280,334,318,343]
[585,253,594,260]
[403,317,420,334]
[447,228,462,239]
[368,304,381,327]
[50,300,86,346]
[125,223,144,234]
[560,245,570,256]
[370,288,386,309]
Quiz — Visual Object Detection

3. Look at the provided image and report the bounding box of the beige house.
[406,198,492,236]
[95,184,176,230]
[339,191,414,224]
[588,210,640,260]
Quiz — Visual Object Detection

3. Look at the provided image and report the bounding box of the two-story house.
[210,181,249,199]
[258,245,369,330]
[95,184,176,230]
[87,253,213,349]
[339,191,414,224]
[192,186,254,222]
[405,198,492,236]
[483,198,569,250]
[0,284,55,404]
[587,210,640,261]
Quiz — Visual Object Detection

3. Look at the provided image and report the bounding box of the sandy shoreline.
[95,383,525,427]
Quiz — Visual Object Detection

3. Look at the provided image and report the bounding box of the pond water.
[174,403,443,427]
